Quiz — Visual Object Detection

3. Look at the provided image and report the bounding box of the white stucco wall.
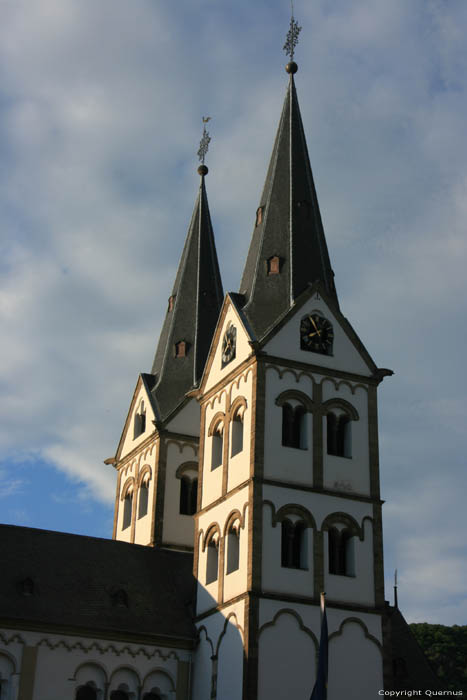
[0,628,188,700]
[263,293,373,377]
[162,440,198,548]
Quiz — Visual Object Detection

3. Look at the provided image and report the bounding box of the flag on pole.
[310,592,328,700]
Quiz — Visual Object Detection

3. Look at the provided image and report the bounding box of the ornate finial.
[283,3,301,66]
[197,117,211,175]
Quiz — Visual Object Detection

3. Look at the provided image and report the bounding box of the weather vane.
[197,116,211,165]
[283,1,302,61]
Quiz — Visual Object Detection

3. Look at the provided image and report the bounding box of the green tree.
[410,623,467,692]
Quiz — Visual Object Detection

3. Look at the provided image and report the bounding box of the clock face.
[300,314,334,355]
[222,325,236,366]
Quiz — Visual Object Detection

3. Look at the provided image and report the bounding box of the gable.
[202,296,255,394]
[116,375,157,461]
[262,290,375,377]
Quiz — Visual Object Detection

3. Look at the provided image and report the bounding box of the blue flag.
[310,596,328,700]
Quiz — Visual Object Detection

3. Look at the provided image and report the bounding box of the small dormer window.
[168,294,176,312]
[255,206,264,227]
[133,400,146,439]
[267,255,281,275]
[175,340,187,358]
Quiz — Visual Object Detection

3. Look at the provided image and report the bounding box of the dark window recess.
[143,694,162,700]
[138,482,149,519]
[110,692,130,700]
[230,415,243,456]
[328,527,354,576]
[267,255,281,275]
[180,476,198,516]
[226,528,240,574]
[281,520,306,569]
[76,687,98,700]
[206,540,219,584]
[211,430,223,470]
[327,413,351,457]
[168,294,176,311]
[175,340,187,358]
[122,493,132,530]
[282,403,306,449]
[255,206,264,226]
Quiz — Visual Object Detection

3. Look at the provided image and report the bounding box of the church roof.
[239,69,338,341]
[0,525,196,645]
[150,172,224,423]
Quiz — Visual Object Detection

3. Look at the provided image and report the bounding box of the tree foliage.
[410,623,467,692]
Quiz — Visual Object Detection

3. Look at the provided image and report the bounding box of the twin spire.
[150,25,338,422]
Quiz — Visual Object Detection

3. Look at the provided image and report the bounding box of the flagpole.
[310,592,328,700]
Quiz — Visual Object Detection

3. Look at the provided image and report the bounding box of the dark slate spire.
[239,67,338,340]
[150,168,223,423]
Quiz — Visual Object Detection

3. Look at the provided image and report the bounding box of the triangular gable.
[115,373,158,462]
[260,281,378,378]
[199,293,256,395]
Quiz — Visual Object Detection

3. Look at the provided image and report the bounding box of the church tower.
[191,36,392,700]
[110,157,224,552]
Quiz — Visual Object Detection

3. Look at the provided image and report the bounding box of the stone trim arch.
[142,668,176,691]
[328,616,383,651]
[109,664,141,685]
[0,649,17,674]
[230,395,247,419]
[215,612,245,655]
[272,503,317,530]
[275,389,314,412]
[202,522,221,551]
[175,461,198,478]
[321,398,359,421]
[321,512,363,540]
[258,608,319,650]
[223,508,244,537]
[120,477,136,500]
[208,412,226,436]
[137,465,152,486]
[73,661,109,682]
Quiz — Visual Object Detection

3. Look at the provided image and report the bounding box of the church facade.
[1,49,440,700]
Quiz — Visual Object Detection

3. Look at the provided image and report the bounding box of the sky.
[1,0,466,626]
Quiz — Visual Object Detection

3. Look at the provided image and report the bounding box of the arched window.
[327,412,351,457]
[211,424,224,470]
[76,686,98,700]
[328,527,355,576]
[281,519,307,569]
[206,534,219,584]
[226,525,240,574]
[230,415,243,457]
[133,400,146,439]
[138,481,149,519]
[179,476,198,516]
[122,492,133,530]
[282,403,307,449]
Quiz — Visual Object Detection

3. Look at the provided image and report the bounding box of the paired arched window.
[206,534,219,584]
[327,412,351,457]
[282,403,307,449]
[211,422,224,470]
[133,400,146,439]
[226,523,240,574]
[179,476,198,515]
[281,519,308,569]
[324,399,359,459]
[328,527,355,576]
[138,472,150,519]
[276,391,312,450]
[122,491,133,530]
[176,463,198,516]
